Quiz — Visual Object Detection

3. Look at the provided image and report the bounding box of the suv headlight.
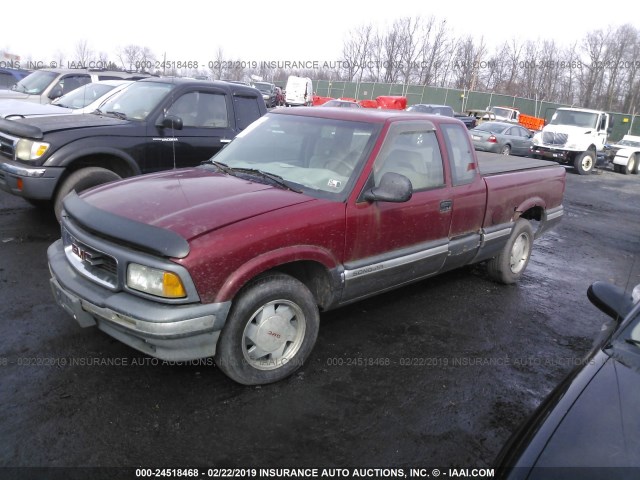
[127,263,187,298]
[16,139,50,161]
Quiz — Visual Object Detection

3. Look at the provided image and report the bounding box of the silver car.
[470,121,533,156]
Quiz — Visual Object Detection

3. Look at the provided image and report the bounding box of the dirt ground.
[0,164,639,479]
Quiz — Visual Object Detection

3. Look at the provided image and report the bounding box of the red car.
[48,108,566,384]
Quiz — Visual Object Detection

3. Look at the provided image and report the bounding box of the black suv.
[0,77,267,218]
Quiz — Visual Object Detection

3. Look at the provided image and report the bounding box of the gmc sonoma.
[48,108,566,385]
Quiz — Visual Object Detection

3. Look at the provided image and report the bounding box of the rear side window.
[233,95,262,130]
[373,122,445,191]
[441,123,477,186]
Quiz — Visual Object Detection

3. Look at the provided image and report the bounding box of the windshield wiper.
[625,338,640,348]
[233,168,303,193]
[211,161,236,176]
[106,110,127,120]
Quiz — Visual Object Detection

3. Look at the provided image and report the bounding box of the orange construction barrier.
[358,99,378,108]
[312,96,334,106]
[519,113,545,131]
[375,96,407,110]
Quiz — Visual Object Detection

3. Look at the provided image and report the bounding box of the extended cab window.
[373,123,445,191]
[234,95,262,130]
[441,123,477,186]
[166,92,228,128]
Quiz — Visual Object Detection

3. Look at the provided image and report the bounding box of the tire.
[624,153,637,175]
[501,144,511,155]
[613,164,623,174]
[487,219,534,284]
[54,167,122,221]
[574,150,595,175]
[214,273,320,385]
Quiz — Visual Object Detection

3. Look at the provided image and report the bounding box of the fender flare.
[215,245,341,303]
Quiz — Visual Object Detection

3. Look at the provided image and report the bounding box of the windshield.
[490,107,513,118]
[475,122,509,133]
[12,70,58,95]
[253,82,272,93]
[97,81,174,120]
[206,113,379,200]
[407,105,453,116]
[551,110,598,128]
[617,138,640,148]
[53,83,117,109]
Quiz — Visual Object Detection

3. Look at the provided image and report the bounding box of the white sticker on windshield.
[235,116,268,138]
[327,179,342,189]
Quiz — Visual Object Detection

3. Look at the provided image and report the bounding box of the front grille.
[62,227,118,289]
[0,132,16,159]
[542,132,568,146]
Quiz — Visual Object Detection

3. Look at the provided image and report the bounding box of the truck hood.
[0,100,70,119]
[80,167,316,241]
[0,113,129,139]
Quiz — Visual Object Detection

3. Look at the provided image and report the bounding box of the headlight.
[127,263,187,298]
[16,139,50,161]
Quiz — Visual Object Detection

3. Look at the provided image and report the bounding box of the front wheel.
[624,153,638,175]
[54,167,122,221]
[574,150,595,175]
[487,219,534,284]
[215,273,320,385]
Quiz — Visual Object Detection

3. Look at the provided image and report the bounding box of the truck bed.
[476,151,558,176]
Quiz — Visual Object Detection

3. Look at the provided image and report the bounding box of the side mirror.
[363,172,412,203]
[587,281,636,321]
[160,115,183,130]
[48,87,63,100]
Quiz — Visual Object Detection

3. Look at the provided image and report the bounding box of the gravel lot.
[0,164,638,479]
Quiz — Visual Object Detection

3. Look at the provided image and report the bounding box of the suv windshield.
[97,81,174,120]
[12,70,58,94]
[551,110,598,128]
[206,113,379,200]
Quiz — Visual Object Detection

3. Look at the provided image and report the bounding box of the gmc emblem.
[71,243,102,266]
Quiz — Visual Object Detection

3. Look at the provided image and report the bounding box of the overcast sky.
[1,0,632,67]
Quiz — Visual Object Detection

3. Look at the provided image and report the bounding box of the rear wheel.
[501,144,511,155]
[54,167,122,221]
[613,164,623,174]
[487,219,534,284]
[574,150,595,175]
[215,273,320,385]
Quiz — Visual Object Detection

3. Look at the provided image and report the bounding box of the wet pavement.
[1,165,639,477]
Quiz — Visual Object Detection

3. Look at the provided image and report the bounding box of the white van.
[285,76,312,106]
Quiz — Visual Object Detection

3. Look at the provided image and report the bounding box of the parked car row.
[0,67,150,104]
[0,80,132,119]
[0,77,267,219]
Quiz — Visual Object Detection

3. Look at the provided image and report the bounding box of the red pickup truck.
[48,108,566,385]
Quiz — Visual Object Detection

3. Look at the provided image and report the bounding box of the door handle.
[440,200,453,212]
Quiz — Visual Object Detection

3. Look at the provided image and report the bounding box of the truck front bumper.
[48,239,231,361]
[0,160,63,200]
[530,146,573,162]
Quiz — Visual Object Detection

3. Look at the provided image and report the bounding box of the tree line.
[22,18,640,115]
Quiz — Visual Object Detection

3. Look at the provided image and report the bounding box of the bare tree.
[341,23,374,82]
[74,39,93,66]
